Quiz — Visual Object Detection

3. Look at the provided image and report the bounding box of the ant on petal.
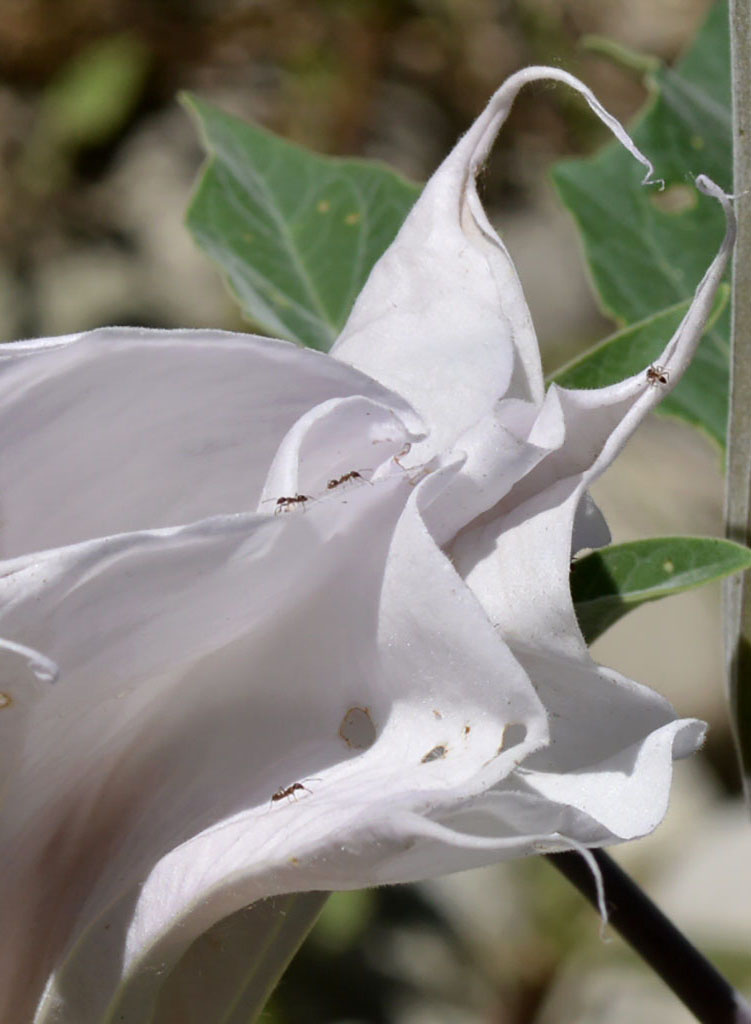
[327,471,364,490]
[271,781,311,802]
[270,777,320,805]
[646,364,669,387]
[274,494,310,514]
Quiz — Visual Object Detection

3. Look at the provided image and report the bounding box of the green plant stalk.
[724,0,751,804]
[148,892,329,1023]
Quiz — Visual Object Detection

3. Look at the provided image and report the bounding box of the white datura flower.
[0,68,734,1022]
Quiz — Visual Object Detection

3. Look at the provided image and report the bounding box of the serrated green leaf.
[552,1,731,446]
[183,94,421,351]
[551,284,729,443]
[571,536,751,645]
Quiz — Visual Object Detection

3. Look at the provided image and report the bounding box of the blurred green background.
[2,2,749,1021]
[0,0,707,351]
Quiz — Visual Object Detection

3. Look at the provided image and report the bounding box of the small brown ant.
[270,777,321,804]
[646,364,669,386]
[327,471,363,490]
[274,494,310,514]
[271,781,311,802]
[327,471,361,489]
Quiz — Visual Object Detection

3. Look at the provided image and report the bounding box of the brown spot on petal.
[432,709,442,720]
[338,706,376,750]
[463,724,471,736]
[0,692,12,709]
[421,744,448,763]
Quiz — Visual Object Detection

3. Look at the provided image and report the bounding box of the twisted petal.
[332,66,666,459]
[1,463,549,1021]
[439,177,733,847]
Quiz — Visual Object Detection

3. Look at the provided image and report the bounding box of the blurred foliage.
[553,0,732,447]
[22,33,152,193]
[0,0,698,341]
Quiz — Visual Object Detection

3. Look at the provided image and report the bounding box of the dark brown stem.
[547,849,751,1024]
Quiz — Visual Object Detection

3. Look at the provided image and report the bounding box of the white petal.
[0,327,422,557]
[332,66,669,457]
[452,469,700,847]
[450,165,734,653]
[418,396,562,547]
[516,717,706,839]
[14,469,549,1022]
[0,639,58,792]
[258,394,421,507]
[0,481,398,1018]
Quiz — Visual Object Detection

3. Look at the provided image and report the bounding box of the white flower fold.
[0,67,734,1023]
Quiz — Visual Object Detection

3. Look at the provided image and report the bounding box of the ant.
[274,494,310,514]
[327,471,363,490]
[646,364,669,386]
[270,777,320,803]
[271,781,311,802]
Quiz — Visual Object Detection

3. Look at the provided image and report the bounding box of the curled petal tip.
[0,637,59,685]
[694,175,736,236]
[695,173,728,198]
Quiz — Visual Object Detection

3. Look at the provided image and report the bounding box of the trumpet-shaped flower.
[0,68,734,1022]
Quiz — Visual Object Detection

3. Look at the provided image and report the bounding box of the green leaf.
[149,893,328,1024]
[183,94,421,351]
[551,284,730,443]
[571,536,751,645]
[552,1,731,445]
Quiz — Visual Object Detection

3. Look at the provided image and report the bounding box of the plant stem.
[724,0,751,802]
[547,849,751,1023]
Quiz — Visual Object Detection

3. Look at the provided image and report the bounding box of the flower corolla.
[0,67,734,1022]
